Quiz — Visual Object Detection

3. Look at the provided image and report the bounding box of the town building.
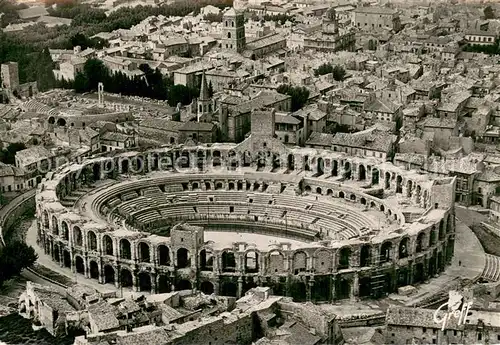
[353,6,401,33]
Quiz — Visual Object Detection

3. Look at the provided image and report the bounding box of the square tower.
[222,8,246,53]
[1,62,20,91]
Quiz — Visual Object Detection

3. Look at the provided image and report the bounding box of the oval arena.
[35,136,456,303]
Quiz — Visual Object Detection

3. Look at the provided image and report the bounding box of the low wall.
[0,189,66,288]
[0,190,36,246]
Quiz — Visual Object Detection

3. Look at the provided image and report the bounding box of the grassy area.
[29,265,75,288]
[0,313,74,345]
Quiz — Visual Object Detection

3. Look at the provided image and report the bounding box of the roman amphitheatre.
[32,112,460,305]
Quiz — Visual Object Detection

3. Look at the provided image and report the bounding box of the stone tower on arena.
[222,8,246,53]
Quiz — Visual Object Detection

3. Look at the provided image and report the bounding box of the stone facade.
[35,136,456,303]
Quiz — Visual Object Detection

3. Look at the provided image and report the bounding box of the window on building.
[478,333,482,341]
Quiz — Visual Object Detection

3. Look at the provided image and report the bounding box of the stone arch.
[316,187,322,195]
[222,251,237,272]
[429,227,437,246]
[228,182,235,190]
[52,216,59,235]
[336,277,350,300]
[138,272,152,292]
[43,210,49,228]
[359,277,371,298]
[192,182,200,190]
[87,232,98,252]
[314,249,332,273]
[200,249,214,271]
[63,249,71,268]
[399,237,410,259]
[317,157,324,175]
[75,256,84,274]
[380,241,392,263]
[372,168,379,185]
[293,251,307,274]
[416,232,425,253]
[120,239,132,260]
[439,220,445,240]
[120,158,129,174]
[244,251,259,273]
[305,185,312,193]
[200,281,215,295]
[339,191,345,198]
[359,164,366,180]
[268,250,285,273]
[350,194,356,201]
[73,226,82,246]
[407,180,413,198]
[104,265,115,284]
[215,181,224,190]
[158,275,171,293]
[338,247,351,269]
[221,281,238,297]
[103,235,113,255]
[53,243,61,262]
[57,118,66,126]
[304,155,310,171]
[61,221,69,241]
[158,245,170,266]
[385,172,391,189]
[343,161,351,179]
[360,197,366,205]
[89,261,99,279]
[177,248,190,268]
[327,189,333,196]
[287,154,295,171]
[332,160,338,176]
[396,175,403,193]
[360,245,371,267]
[176,279,192,291]
[138,242,150,263]
[120,269,133,287]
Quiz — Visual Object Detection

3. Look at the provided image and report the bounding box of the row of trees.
[63,59,200,107]
[463,39,500,55]
[0,241,37,287]
[276,84,310,112]
[314,63,346,81]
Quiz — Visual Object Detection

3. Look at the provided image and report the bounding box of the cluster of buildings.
[20,282,344,345]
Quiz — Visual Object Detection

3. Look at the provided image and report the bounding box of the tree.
[0,241,37,287]
[484,5,495,19]
[314,63,334,77]
[208,81,214,98]
[277,84,309,112]
[0,142,26,165]
[83,58,108,91]
[332,65,346,81]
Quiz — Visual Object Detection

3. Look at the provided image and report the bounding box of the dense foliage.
[463,39,500,55]
[64,59,199,106]
[0,240,37,287]
[0,0,28,28]
[314,63,346,81]
[276,84,310,112]
[484,5,495,19]
[0,142,26,165]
